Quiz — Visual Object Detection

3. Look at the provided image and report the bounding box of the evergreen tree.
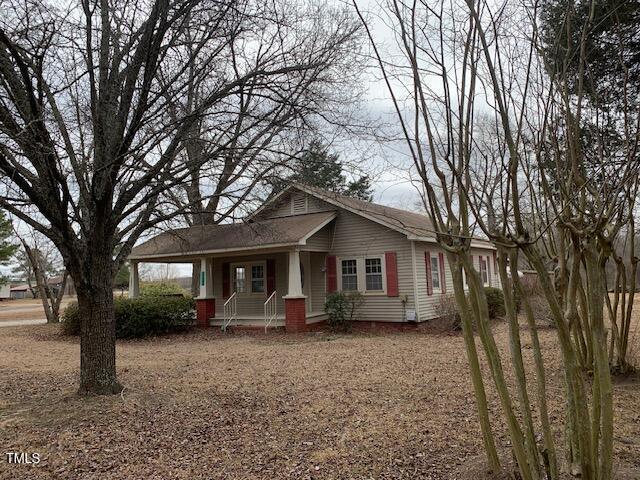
[115,264,130,294]
[540,0,640,108]
[0,211,17,285]
[275,141,374,200]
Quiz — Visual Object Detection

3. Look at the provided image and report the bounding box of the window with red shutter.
[385,251,399,297]
[424,251,432,295]
[439,252,446,293]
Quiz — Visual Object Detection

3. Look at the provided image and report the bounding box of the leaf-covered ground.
[0,321,638,479]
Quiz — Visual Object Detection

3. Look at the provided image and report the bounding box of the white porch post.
[198,257,214,299]
[128,261,140,298]
[284,249,305,298]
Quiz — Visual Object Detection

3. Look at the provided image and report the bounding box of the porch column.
[128,261,139,299]
[283,249,306,333]
[195,257,215,327]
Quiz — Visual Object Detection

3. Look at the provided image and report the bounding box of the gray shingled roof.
[129,211,335,260]
[279,184,494,249]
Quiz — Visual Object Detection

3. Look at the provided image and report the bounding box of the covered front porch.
[127,212,335,332]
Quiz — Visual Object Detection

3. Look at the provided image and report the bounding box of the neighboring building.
[47,275,75,297]
[128,184,499,332]
[0,283,10,300]
[10,284,30,299]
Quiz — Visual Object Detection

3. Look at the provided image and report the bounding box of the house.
[128,184,499,332]
[0,283,10,300]
[10,284,30,299]
[47,275,76,297]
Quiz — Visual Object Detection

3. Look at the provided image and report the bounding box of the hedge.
[62,296,195,338]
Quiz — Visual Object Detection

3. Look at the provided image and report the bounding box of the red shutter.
[439,252,446,294]
[487,255,492,286]
[425,251,433,296]
[266,259,276,294]
[385,251,399,297]
[326,255,337,293]
[222,262,230,298]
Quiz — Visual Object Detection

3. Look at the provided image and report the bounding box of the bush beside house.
[324,291,364,332]
[435,287,507,331]
[62,296,195,338]
[140,281,187,297]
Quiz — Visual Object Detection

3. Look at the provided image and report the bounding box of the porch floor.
[209,311,327,328]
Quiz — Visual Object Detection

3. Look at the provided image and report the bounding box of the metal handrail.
[222,292,237,332]
[264,291,277,333]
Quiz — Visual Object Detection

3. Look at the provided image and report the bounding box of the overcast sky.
[3,0,425,282]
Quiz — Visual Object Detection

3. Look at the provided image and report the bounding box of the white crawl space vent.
[291,193,307,214]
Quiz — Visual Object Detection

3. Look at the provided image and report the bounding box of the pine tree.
[0,211,17,285]
[274,140,374,200]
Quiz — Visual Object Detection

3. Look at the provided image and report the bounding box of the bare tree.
[356,0,638,477]
[0,0,361,394]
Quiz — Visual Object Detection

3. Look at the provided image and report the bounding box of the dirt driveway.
[0,298,75,326]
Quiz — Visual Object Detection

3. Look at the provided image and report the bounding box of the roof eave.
[129,241,301,262]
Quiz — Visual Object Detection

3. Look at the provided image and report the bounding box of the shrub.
[61,296,195,338]
[61,302,81,336]
[483,287,505,319]
[324,291,364,332]
[140,281,188,298]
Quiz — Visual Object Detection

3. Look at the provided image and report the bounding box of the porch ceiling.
[129,211,335,261]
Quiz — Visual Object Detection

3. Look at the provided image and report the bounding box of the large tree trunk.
[75,258,122,395]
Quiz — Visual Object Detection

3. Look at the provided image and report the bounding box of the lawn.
[1,320,639,479]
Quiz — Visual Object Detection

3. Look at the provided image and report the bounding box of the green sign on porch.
[200,271,205,286]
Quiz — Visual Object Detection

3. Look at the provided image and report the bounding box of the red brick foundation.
[196,298,215,327]
[284,297,307,333]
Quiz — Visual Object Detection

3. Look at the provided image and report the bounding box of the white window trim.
[430,253,442,294]
[462,267,469,291]
[480,256,489,287]
[337,256,387,295]
[230,261,267,296]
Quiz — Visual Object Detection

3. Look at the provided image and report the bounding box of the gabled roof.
[252,183,494,249]
[293,184,435,239]
[129,211,336,260]
[251,183,435,239]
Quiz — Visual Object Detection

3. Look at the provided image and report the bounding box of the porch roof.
[129,211,336,261]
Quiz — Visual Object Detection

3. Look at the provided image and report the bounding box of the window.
[251,264,265,293]
[480,257,488,285]
[341,259,358,291]
[338,257,386,293]
[232,261,266,294]
[430,255,441,291]
[365,258,383,291]
[234,266,246,293]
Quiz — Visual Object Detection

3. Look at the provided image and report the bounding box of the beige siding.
[303,223,333,251]
[329,210,415,323]
[413,243,501,321]
[212,253,288,316]
[260,192,334,219]
[309,251,327,312]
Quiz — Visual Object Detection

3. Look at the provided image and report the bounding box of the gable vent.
[291,193,307,214]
